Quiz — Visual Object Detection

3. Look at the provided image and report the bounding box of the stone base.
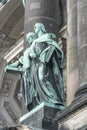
[20,102,64,130]
[54,95,87,130]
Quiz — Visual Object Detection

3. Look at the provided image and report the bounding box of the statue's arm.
[5,60,23,73]
[27,44,36,58]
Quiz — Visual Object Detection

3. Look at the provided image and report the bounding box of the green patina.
[0,0,7,4]
[5,23,65,111]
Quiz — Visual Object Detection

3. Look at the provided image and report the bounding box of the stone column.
[75,0,87,98]
[67,0,79,105]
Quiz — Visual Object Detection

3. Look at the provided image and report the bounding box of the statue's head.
[26,32,36,45]
[34,23,47,35]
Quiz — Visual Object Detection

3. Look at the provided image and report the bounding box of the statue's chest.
[34,42,48,56]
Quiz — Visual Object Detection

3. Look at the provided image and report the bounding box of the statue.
[5,23,65,111]
[5,32,37,111]
[28,23,64,109]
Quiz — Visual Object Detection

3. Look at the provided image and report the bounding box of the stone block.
[20,102,61,130]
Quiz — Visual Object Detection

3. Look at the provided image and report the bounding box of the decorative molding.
[4,101,18,123]
[0,79,12,97]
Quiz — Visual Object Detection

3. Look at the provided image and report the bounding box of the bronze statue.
[29,23,64,109]
[5,23,65,110]
[5,32,37,110]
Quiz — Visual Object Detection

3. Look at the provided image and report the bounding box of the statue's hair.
[26,32,36,40]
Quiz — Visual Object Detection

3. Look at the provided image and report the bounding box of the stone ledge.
[54,95,87,122]
[20,102,62,130]
[54,95,87,130]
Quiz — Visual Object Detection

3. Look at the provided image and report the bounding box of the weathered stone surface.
[67,0,79,105]
[67,0,87,104]
[77,1,87,88]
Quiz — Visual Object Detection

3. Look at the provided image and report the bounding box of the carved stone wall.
[0,73,28,127]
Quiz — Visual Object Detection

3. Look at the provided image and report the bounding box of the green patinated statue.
[5,23,65,111]
[5,32,37,110]
[28,23,64,109]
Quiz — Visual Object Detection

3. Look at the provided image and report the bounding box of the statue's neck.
[38,30,46,37]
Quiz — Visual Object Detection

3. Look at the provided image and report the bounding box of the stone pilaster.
[67,0,79,105]
[54,1,87,129]
[75,0,87,98]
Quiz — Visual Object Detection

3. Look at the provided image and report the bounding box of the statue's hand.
[29,52,36,58]
[5,65,11,72]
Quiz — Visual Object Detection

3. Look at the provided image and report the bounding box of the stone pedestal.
[20,102,62,130]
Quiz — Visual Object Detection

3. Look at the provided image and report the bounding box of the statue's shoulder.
[34,34,50,43]
[25,47,30,52]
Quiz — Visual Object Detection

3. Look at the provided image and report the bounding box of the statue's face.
[26,32,36,45]
[28,36,33,44]
[34,23,46,34]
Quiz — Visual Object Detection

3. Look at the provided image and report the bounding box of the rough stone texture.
[67,0,79,105]
[77,0,87,87]
[72,0,87,98]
